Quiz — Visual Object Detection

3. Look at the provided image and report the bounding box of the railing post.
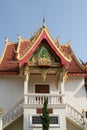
[82,110,87,130]
[0,108,4,130]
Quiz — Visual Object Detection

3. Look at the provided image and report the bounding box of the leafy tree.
[40,97,50,130]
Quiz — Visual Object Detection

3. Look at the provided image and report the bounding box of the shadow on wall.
[4,115,23,130]
[65,77,86,98]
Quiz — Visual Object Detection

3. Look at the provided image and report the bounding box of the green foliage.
[40,97,50,130]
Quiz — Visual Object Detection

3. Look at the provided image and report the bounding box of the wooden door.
[35,84,49,93]
[35,84,49,103]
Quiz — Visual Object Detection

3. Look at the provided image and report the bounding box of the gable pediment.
[18,27,71,66]
[28,39,61,66]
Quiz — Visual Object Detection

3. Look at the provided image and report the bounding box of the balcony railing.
[24,93,65,105]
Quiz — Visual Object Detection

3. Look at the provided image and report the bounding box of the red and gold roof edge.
[0,25,87,76]
[68,44,86,70]
[68,72,87,77]
[17,26,71,66]
[0,41,17,63]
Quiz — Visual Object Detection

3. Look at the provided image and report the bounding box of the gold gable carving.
[38,54,51,66]
[29,43,61,66]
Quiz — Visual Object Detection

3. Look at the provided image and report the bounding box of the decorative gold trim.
[62,65,68,83]
[68,44,86,70]
[17,34,30,59]
[38,54,51,66]
[55,72,59,89]
[4,37,8,43]
[19,27,71,64]
[0,41,16,63]
[45,28,71,62]
[19,28,43,60]
[24,65,30,77]
[19,64,30,79]
[63,70,68,83]
[0,44,7,63]
[0,108,4,115]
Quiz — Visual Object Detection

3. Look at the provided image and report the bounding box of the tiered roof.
[0,24,86,76]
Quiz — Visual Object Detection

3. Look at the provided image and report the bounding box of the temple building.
[0,23,87,130]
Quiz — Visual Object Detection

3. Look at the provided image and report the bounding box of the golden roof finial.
[43,17,46,27]
[56,36,60,42]
[68,40,71,44]
[17,33,21,40]
[4,37,8,43]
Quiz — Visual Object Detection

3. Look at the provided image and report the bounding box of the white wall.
[24,105,66,130]
[0,74,86,113]
[0,75,24,112]
[65,76,87,112]
[29,75,59,94]
[0,74,59,113]
[4,116,23,130]
[66,118,82,130]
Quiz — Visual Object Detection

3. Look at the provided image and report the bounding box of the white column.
[60,73,65,104]
[24,72,28,104]
[0,116,2,130]
[0,110,3,130]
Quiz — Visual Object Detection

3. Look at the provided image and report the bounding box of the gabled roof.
[17,26,71,66]
[60,44,86,76]
[0,25,86,76]
[0,41,19,74]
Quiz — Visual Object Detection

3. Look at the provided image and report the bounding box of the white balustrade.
[24,93,64,105]
[2,99,23,129]
[66,103,84,128]
[2,97,85,129]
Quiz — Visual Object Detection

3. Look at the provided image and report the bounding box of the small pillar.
[82,110,87,130]
[61,82,65,103]
[0,108,4,130]
[60,73,65,104]
[24,64,30,104]
[24,72,29,104]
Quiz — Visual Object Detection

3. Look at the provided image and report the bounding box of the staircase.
[2,99,85,129]
[66,103,84,129]
[2,99,23,129]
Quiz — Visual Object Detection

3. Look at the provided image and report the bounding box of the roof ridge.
[19,27,42,59]
[68,44,86,70]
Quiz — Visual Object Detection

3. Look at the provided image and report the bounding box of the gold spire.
[42,17,46,27]
[17,33,21,40]
[4,37,8,43]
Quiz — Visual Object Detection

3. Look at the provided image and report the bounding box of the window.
[32,116,41,124]
[30,115,60,127]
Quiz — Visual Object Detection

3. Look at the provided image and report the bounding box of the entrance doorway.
[35,84,49,103]
[35,84,49,93]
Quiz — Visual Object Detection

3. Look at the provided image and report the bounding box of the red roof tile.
[0,43,19,74]
[61,45,86,73]
[19,40,30,54]
[0,27,86,76]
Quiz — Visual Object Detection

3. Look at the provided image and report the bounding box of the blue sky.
[0,0,87,62]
